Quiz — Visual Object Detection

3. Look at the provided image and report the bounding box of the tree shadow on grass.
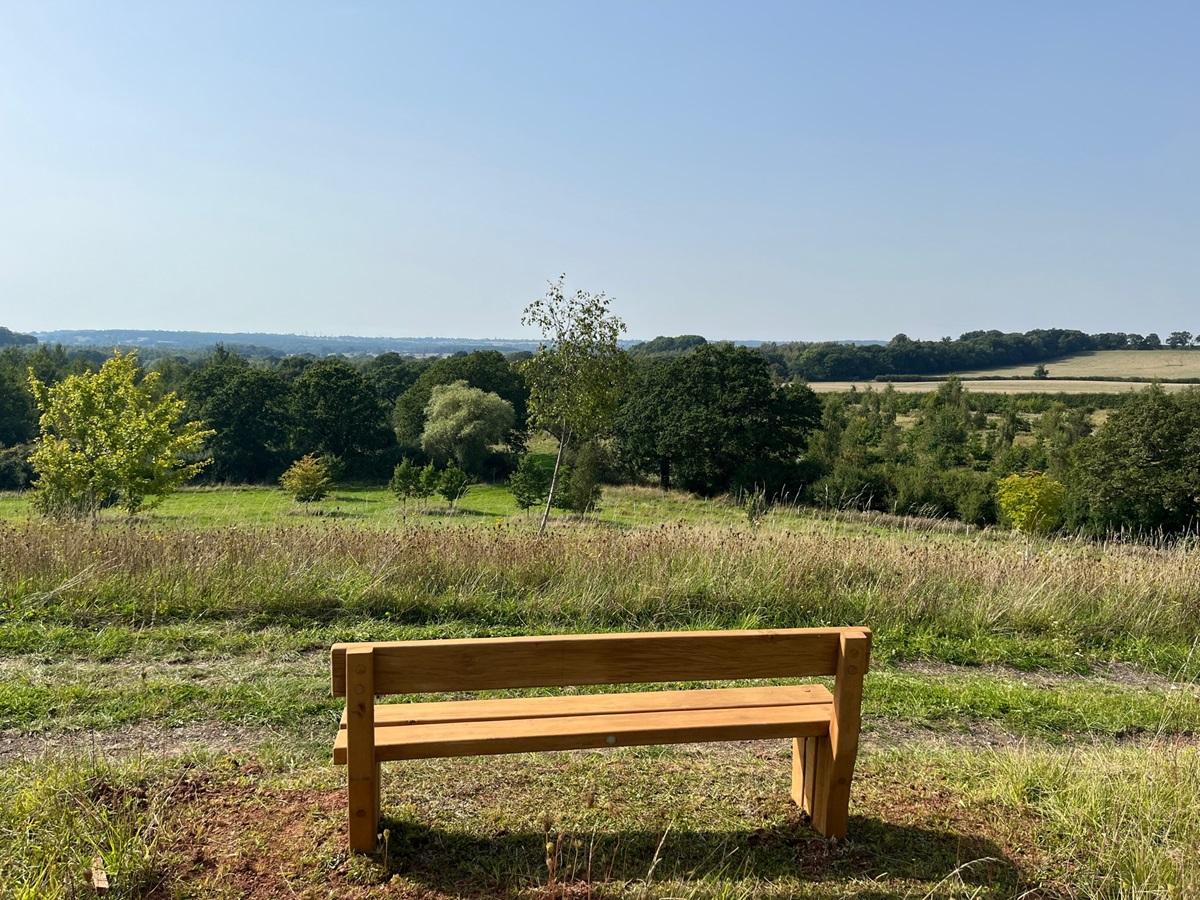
[378,814,1024,897]
[286,507,364,519]
[419,507,502,519]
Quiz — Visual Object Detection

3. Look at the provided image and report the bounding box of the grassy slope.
[1,485,1198,897]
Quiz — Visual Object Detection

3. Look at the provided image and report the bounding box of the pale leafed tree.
[520,276,628,534]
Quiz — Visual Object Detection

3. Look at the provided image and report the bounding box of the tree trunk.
[538,429,568,536]
[659,457,671,491]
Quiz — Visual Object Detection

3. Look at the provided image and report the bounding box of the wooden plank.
[339,685,833,729]
[331,628,856,696]
[804,735,819,813]
[334,703,831,763]
[810,630,870,839]
[790,737,805,808]
[791,736,819,812]
[796,734,820,814]
[345,646,378,852]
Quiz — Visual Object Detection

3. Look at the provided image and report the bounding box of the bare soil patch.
[152,760,1054,898]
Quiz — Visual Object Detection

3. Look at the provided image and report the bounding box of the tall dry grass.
[2,521,1197,648]
[980,743,1200,896]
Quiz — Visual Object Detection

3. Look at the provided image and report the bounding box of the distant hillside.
[0,327,37,347]
[31,329,565,357]
[24,328,893,359]
[627,335,884,357]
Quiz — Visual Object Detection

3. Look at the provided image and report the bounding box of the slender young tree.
[520,276,627,534]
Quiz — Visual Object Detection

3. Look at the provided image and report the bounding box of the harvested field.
[808,378,1194,394]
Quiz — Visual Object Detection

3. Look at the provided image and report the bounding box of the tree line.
[3,311,1200,536]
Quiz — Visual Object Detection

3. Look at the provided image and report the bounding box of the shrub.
[419,463,440,504]
[279,454,332,502]
[891,464,957,519]
[810,463,893,512]
[437,464,470,508]
[995,473,1066,534]
[389,458,422,506]
[950,472,997,527]
[0,444,32,491]
[509,453,553,511]
[562,441,603,512]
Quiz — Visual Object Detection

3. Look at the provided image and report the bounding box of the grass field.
[2,485,1198,897]
[808,378,1195,394]
[958,349,1200,380]
[0,482,745,530]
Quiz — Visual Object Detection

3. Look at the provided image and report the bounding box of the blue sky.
[1,1,1196,341]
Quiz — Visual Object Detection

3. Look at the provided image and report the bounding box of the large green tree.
[27,351,212,518]
[420,380,515,476]
[521,277,628,533]
[1068,386,1200,534]
[1166,331,1193,349]
[362,352,426,405]
[911,379,973,467]
[290,358,392,469]
[615,343,820,496]
[187,349,293,483]
[0,363,36,447]
[393,351,527,450]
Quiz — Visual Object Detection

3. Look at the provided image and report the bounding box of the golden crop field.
[808,378,1194,394]
[958,349,1200,379]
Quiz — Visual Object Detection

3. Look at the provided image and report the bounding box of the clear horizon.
[2,2,1197,341]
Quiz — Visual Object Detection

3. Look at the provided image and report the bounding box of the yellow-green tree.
[995,472,1066,534]
[27,351,212,519]
[279,453,332,502]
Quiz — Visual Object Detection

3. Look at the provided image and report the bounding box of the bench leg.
[792,734,854,839]
[790,736,818,815]
[348,760,380,852]
[792,631,869,840]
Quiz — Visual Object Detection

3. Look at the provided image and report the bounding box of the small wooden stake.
[91,856,109,891]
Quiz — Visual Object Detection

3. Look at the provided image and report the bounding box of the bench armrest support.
[345,646,379,852]
[810,629,870,838]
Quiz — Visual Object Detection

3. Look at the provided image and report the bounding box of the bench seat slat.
[334,701,832,763]
[338,684,833,729]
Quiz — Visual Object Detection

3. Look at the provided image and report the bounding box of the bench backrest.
[331,627,870,696]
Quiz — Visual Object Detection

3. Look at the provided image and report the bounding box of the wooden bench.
[331,627,870,852]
